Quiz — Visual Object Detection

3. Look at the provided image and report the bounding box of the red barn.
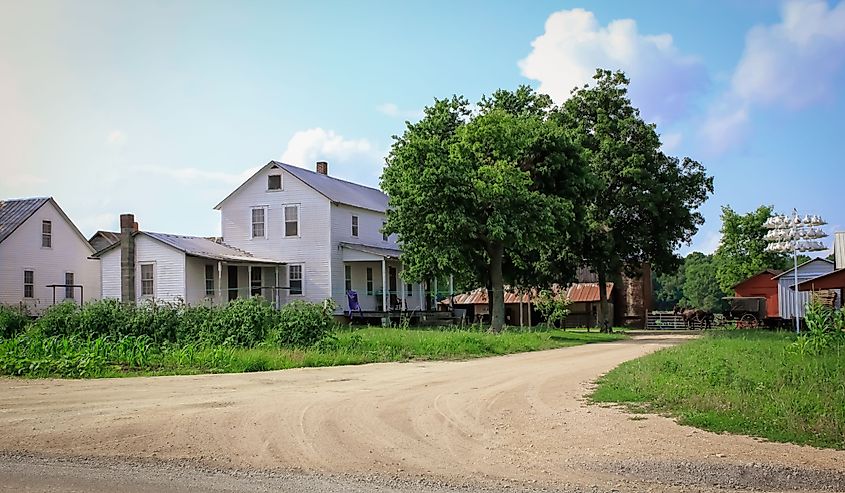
[732,269,782,319]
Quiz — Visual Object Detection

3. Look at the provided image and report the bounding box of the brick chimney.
[316,161,328,175]
[120,213,137,303]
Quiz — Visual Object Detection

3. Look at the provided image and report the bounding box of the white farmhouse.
[0,197,100,312]
[92,215,284,305]
[215,161,426,313]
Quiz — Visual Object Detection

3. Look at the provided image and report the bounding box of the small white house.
[0,197,100,313]
[214,160,427,313]
[92,215,285,305]
[774,257,835,319]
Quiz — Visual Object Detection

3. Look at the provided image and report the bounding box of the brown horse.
[674,305,713,329]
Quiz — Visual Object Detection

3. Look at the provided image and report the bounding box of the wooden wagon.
[722,296,767,328]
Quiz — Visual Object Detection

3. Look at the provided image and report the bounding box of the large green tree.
[712,205,790,294]
[681,252,727,313]
[381,90,588,331]
[557,70,714,330]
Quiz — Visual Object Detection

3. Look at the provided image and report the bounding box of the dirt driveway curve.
[0,334,842,493]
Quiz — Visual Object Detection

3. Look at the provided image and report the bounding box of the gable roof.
[91,231,284,265]
[0,197,50,244]
[214,161,389,213]
[449,283,614,305]
[0,197,93,252]
[731,269,783,289]
[772,257,834,279]
[89,230,120,248]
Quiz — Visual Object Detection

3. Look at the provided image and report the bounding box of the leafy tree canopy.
[381,88,589,331]
[556,69,714,328]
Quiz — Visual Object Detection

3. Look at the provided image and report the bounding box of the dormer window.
[267,174,282,190]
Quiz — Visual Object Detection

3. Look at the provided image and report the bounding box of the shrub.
[201,298,277,347]
[273,299,337,347]
[533,289,571,329]
[34,301,81,336]
[0,305,30,339]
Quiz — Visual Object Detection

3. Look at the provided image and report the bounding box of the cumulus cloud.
[700,0,845,153]
[518,8,707,123]
[733,0,845,109]
[280,128,386,187]
[133,165,259,186]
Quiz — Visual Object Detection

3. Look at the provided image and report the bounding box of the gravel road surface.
[0,334,842,492]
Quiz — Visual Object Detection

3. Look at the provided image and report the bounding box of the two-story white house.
[215,160,427,313]
[0,197,100,312]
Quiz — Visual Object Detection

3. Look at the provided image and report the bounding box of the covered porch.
[185,254,287,308]
[339,242,455,324]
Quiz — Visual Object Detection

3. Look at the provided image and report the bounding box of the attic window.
[268,175,282,190]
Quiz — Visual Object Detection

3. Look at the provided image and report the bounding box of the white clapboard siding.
[0,199,99,313]
[777,258,835,319]
[99,235,186,303]
[835,232,844,270]
[218,165,333,305]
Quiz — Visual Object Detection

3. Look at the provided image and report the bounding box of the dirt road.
[0,334,843,492]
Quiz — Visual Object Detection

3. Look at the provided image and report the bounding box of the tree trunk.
[597,270,611,333]
[489,242,505,333]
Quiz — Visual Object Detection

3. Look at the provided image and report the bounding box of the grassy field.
[0,326,625,379]
[592,330,845,449]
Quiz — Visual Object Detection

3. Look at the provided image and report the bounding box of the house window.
[250,268,262,297]
[406,283,413,297]
[366,267,373,295]
[267,174,282,190]
[284,204,299,237]
[140,264,154,297]
[289,265,303,295]
[65,272,74,299]
[344,265,352,292]
[382,221,388,241]
[251,207,265,238]
[41,220,52,248]
[23,270,34,298]
[351,215,358,237]
[205,265,215,297]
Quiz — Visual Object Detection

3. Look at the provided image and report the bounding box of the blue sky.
[1,0,843,255]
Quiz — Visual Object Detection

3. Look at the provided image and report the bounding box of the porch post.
[449,274,454,311]
[217,261,223,305]
[419,281,424,311]
[274,266,280,309]
[519,291,524,327]
[248,265,253,298]
[400,264,406,311]
[433,277,438,310]
[381,257,388,312]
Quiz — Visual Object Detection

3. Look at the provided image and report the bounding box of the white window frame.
[204,264,215,297]
[366,267,374,295]
[41,220,52,248]
[288,264,304,296]
[250,206,268,239]
[267,174,283,191]
[283,203,300,238]
[140,263,155,298]
[351,215,359,237]
[65,272,75,299]
[23,269,34,299]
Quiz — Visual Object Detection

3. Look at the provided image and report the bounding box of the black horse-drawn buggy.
[722,296,767,328]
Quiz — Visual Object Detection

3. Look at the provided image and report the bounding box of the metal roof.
[772,257,834,279]
[0,197,50,244]
[795,268,845,291]
[339,242,402,259]
[215,161,389,213]
[93,231,285,265]
[449,283,613,305]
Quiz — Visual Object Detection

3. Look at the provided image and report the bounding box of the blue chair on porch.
[346,290,363,321]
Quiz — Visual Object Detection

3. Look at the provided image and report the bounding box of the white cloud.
[700,0,845,153]
[700,104,750,155]
[377,103,423,120]
[76,212,118,234]
[518,8,707,123]
[732,0,845,109]
[107,130,127,145]
[280,128,386,187]
[132,165,258,186]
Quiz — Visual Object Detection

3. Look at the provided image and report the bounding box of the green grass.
[592,330,845,449]
[0,326,625,379]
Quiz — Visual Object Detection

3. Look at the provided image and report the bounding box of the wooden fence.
[645,311,710,330]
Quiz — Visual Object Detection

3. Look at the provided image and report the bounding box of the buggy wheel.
[738,313,758,329]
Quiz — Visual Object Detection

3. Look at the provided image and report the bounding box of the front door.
[228,266,238,301]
